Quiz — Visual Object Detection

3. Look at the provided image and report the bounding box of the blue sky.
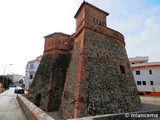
[0,0,160,75]
[91,0,160,61]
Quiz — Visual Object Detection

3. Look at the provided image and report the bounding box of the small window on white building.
[136,70,140,75]
[30,64,34,69]
[30,75,33,79]
[137,81,141,85]
[146,91,151,94]
[150,81,154,85]
[149,70,152,74]
[142,81,146,85]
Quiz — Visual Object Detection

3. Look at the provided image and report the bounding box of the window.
[137,81,141,85]
[93,17,95,22]
[99,20,101,25]
[149,70,152,74]
[150,81,154,85]
[102,22,105,26]
[146,91,151,94]
[30,75,33,79]
[96,19,98,23]
[136,71,140,75]
[120,65,125,74]
[30,64,34,69]
[138,92,144,95]
[142,81,146,85]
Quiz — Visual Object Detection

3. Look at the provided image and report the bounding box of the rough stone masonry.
[28,1,141,119]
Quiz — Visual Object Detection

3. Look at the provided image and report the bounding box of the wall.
[24,60,40,88]
[17,95,54,120]
[59,25,140,119]
[28,53,71,112]
[17,94,160,120]
[44,33,71,55]
[28,1,141,119]
[133,67,160,92]
[12,74,24,83]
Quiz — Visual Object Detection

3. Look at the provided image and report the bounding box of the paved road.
[0,88,27,120]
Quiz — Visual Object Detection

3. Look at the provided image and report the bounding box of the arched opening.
[35,93,41,107]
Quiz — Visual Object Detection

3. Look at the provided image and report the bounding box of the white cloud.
[145,46,160,62]
[141,17,160,41]
[126,15,160,61]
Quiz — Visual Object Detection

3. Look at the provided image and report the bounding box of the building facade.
[8,74,24,83]
[24,55,42,88]
[28,1,140,119]
[130,56,160,96]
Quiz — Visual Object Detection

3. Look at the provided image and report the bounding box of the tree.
[0,75,12,89]
[18,79,23,84]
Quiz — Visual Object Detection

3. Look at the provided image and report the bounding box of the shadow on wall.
[35,93,41,107]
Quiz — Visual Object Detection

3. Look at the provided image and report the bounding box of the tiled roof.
[129,56,149,62]
[74,1,109,18]
[44,32,70,38]
[131,62,160,68]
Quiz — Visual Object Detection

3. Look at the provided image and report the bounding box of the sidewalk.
[139,96,160,111]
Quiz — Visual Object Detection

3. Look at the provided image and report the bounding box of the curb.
[16,95,54,120]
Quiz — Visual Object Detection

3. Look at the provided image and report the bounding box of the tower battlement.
[44,32,72,55]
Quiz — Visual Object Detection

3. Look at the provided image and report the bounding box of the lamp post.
[3,64,12,89]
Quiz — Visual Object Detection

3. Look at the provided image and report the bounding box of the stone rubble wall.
[28,53,71,112]
[17,95,54,120]
[17,94,160,120]
[59,27,140,119]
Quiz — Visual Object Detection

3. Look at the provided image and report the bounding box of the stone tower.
[28,1,140,119]
[28,32,73,111]
[59,1,140,119]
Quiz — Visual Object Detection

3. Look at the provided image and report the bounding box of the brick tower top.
[74,1,125,45]
[74,1,109,30]
[43,32,72,55]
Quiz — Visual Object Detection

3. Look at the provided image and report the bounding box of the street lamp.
[3,64,13,89]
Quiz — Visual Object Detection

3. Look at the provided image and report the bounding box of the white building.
[7,74,24,83]
[24,55,42,89]
[129,56,160,96]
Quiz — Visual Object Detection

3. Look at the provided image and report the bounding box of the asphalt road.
[0,88,27,120]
